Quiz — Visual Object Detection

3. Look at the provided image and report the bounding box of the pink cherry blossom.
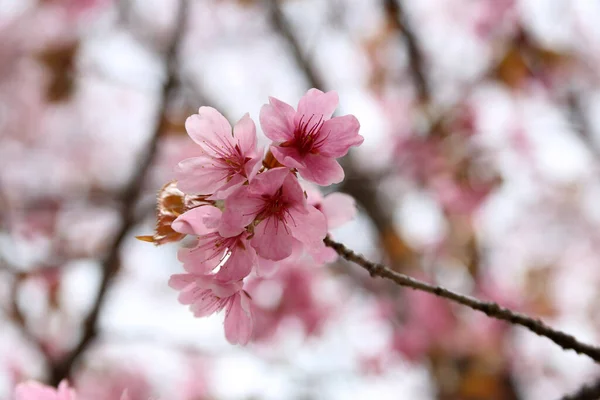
[175,107,262,198]
[172,205,256,282]
[306,185,357,230]
[247,260,333,341]
[219,167,327,261]
[169,274,253,345]
[260,89,363,186]
[14,380,76,400]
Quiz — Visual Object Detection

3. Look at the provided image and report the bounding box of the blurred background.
[2,0,600,399]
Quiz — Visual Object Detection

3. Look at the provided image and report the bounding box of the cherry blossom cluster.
[166,89,363,344]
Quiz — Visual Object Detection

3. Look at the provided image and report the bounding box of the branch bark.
[559,379,600,400]
[48,0,189,385]
[383,0,430,102]
[324,237,600,364]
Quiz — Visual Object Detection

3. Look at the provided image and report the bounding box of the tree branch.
[324,237,600,364]
[48,0,189,385]
[383,0,430,102]
[559,378,600,400]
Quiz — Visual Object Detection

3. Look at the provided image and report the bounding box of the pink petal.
[321,192,357,229]
[287,205,327,247]
[210,174,247,200]
[233,113,257,155]
[243,148,264,182]
[219,186,264,237]
[247,167,290,196]
[215,239,256,282]
[304,182,324,206]
[281,172,308,210]
[297,89,338,121]
[177,245,220,275]
[318,115,363,158]
[201,277,243,298]
[259,97,296,142]
[190,291,228,317]
[15,381,64,400]
[175,155,230,195]
[172,206,221,235]
[297,154,345,186]
[307,240,338,263]
[251,216,298,260]
[168,274,197,290]
[185,107,233,151]
[270,146,305,170]
[224,292,253,345]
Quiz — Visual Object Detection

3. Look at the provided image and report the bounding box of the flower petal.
[224,292,253,345]
[321,192,357,229]
[270,146,305,170]
[318,115,363,158]
[175,155,230,195]
[251,216,298,260]
[259,97,296,142]
[233,113,257,155]
[215,238,256,282]
[287,205,327,247]
[297,89,338,121]
[297,154,345,186]
[172,206,221,235]
[185,107,233,150]
[219,186,264,237]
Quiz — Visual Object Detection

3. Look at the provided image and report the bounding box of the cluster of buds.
[140,89,363,344]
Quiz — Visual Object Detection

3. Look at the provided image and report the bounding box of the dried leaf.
[137,181,211,245]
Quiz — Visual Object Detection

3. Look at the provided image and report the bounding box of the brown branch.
[383,0,430,102]
[48,0,189,385]
[324,237,600,363]
[559,378,600,400]
[266,0,325,91]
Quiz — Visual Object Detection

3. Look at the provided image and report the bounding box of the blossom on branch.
[175,107,262,199]
[220,167,327,261]
[260,89,363,185]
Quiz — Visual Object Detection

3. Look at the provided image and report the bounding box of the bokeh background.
[2,0,600,399]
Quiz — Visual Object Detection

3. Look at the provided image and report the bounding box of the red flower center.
[281,114,329,156]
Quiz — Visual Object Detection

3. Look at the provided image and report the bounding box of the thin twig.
[383,0,430,102]
[559,378,600,400]
[324,237,600,363]
[48,0,189,385]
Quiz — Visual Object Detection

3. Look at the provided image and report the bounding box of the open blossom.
[169,274,253,345]
[260,89,363,185]
[175,107,262,198]
[219,167,327,261]
[173,205,256,282]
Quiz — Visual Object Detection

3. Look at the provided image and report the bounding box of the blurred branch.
[266,0,326,91]
[324,237,600,364]
[48,0,189,386]
[383,0,430,102]
[567,91,600,161]
[559,379,600,400]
